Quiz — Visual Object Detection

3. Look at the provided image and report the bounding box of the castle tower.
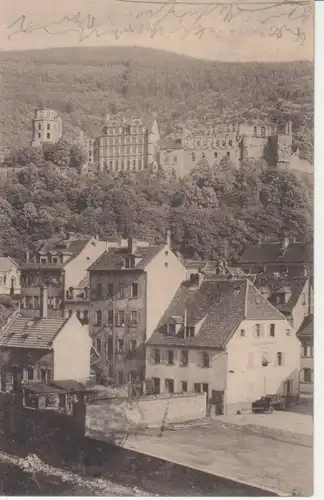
[31,109,62,147]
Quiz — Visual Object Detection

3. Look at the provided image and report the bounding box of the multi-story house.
[145,274,301,415]
[31,109,62,147]
[97,112,160,174]
[20,234,111,319]
[88,234,187,385]
[254,275,313,333]
[0,286,92,393]
[0,257,20,295]
[238,237,313,280]
[296,315,313,394]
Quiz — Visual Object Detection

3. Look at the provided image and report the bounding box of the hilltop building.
[145,275,301,415]
[96,113,160,174]
[158,120,293,177]
[88,233,187,385]
[31,109,62,147]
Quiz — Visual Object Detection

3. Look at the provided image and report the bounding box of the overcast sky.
[0,0,314,61]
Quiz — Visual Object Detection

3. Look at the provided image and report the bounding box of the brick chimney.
[40,285,48,318]
[128,237,137,255]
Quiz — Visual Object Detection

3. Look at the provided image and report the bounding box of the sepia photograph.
[0,0,314,496]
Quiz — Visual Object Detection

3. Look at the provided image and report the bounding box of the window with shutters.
[154,349,160,364]
[167,350,174,365]
[117,283,125,298]
[180,350,188,367]
[117,339,124,353]
[107,309,113,324]
[303,368,312,383]
[131,282,138,298]
[181,381,188,392]
[277,352,284,366]
[130,311,138,326]
[117,310,125,326]
[269,324,275,337]
[107,283,114,297]
[254,324,263,337]
[95,310,102,326]
[202,352,210,368]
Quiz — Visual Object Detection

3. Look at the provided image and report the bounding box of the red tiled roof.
[146,278,285,349]
[296,315,313,339]
[88,245,164,272]
[0,315,67,349]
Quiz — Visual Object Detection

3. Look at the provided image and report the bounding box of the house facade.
[0,286,92,393]
[0,257,20,295]
[297,315,313,394]
[20,234,111,319]
[88,234,187,384]
[145,276,301,415]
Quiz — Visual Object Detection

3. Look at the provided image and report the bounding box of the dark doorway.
[211,390,224,415]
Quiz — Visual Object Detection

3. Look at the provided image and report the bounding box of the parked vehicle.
[252,394,286,413]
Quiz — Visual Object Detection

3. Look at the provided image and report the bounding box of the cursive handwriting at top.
[6,0,313,46]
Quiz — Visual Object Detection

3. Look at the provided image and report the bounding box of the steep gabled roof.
[296,315,313,339]
[0,256,19,272]
[277,243,313,264]
[238,243,283,264]
[0,315,68,349]
[146,278,285,349]
[254,275,308,315]
[239,241,313,265]
[88,245,164,272]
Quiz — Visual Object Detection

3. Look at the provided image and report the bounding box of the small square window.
[240,329,245,337]
[165,262,168,268]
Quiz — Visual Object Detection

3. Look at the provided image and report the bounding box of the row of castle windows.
[184,138,234,148]
[191,151,230,161]
[101,158,144,171]
[100,136,145,146]
[100,145,144,155]
[103,126,145,135]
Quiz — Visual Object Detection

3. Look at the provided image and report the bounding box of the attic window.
[286,329,291,336]
[167,323,176,336]
[185,326,195,338]
[233,287,241,296]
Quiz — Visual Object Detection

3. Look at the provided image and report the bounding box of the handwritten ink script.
[6,0,313,46]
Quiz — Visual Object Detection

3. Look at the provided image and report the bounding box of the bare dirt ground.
[123,418,313,496]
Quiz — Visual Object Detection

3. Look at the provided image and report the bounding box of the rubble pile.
[0,451,150,496]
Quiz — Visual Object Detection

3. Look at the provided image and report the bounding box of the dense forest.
[0,149,313,263]
[0,47,313,161]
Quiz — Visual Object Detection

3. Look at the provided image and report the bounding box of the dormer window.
[185,326,195,338]
[167,323,176,336]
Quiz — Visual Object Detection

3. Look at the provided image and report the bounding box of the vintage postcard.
[0,0,314,496]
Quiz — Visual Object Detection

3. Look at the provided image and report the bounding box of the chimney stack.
[166,230,171,248]
[26,250,30,263]
[281,237,290,251]
[128,237,137,255]
[40,285,48,318]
